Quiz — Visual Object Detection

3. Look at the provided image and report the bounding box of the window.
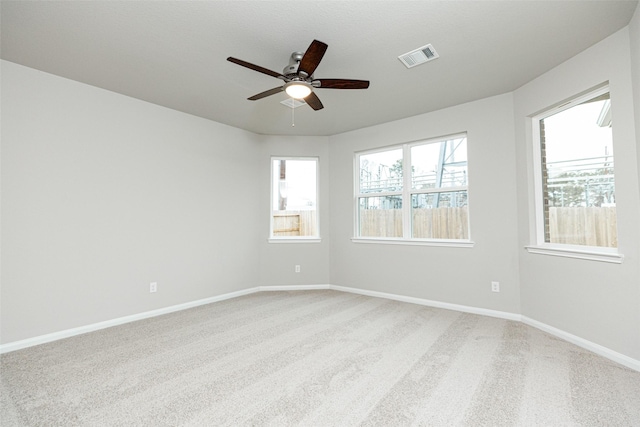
[270,157,319,241]
[530,85,620,261]
[355,134,470,244]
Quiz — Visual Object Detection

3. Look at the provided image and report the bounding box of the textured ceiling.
[1,1,638,136]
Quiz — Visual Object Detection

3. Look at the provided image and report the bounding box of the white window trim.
[529,84,622,263]
[353,133,471,245]
[525,245,623,264]
[352,237,474,248]
[268,237,322,244]
[269,156,320,242]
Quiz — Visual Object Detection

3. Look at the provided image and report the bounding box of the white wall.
[513,28,640,360]
[630,5,640,195]
[258,135,331,286]
[328,93,521,315]
[628,3,640,363]
[0,61,263,343]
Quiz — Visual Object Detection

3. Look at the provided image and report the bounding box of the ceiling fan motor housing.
[283,52,305,78]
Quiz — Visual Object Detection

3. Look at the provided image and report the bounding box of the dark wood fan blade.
[316,79,370,89]
[248,86,284,100]
[304,91,324,111]
[227,57,284,79]
[298,40,328,77]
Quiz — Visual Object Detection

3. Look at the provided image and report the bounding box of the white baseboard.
[330,285,522,321]
[2,284,638,372]
[0,287,260,354]
[260,284,331,292]
[521,316,640,372]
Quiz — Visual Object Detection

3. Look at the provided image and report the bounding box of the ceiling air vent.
[398,44,439,69]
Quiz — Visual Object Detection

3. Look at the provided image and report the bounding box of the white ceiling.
[1,1,637,136]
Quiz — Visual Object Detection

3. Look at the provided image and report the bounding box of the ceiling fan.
[227,40,369,111]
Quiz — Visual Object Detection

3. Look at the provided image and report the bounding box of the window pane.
[355,134,470,241]
[540,92,616,247]
[272,159,318,237]
[359,149,403,194]
[411,192,469,239]
[358,196,403,237]
[411,137,467,190]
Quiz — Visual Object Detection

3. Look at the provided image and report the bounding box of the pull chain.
[291,99,295,127]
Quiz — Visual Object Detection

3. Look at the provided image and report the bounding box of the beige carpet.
[1,290,639,426]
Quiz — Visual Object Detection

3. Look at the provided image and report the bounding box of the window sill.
[525,245,623,264]
[268,237,322,244]
[351,238,475,248]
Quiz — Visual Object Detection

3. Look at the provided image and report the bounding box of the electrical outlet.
[150,282,157,293]
[491,281,500,292]
[295,265,301,273]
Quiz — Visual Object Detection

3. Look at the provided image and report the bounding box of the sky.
[272,159,317,210]
[543,100,613,163]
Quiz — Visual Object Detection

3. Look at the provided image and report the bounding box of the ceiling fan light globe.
[284,82,312,99]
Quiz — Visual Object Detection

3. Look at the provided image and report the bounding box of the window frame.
[526,84,623,263]
[352,133,474,247]
[269,156,321,243]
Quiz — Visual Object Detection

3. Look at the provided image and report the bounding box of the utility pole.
[278,160,287,211]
